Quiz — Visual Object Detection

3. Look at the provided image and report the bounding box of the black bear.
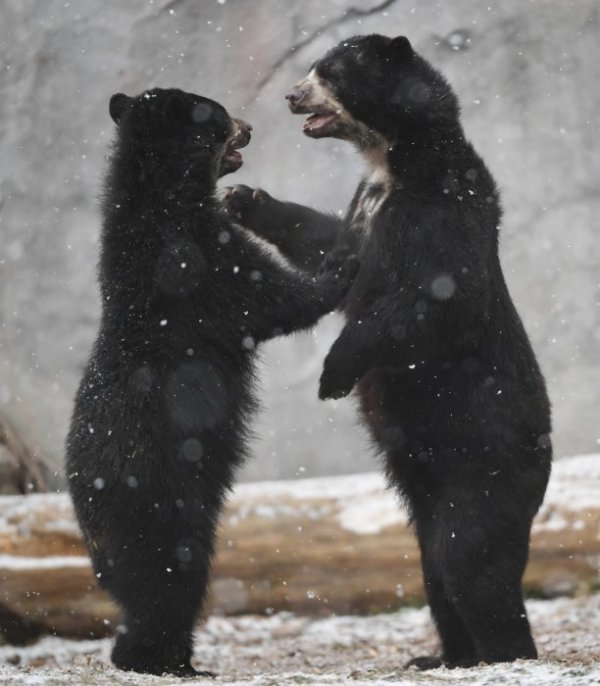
[66,87,356,677]
[224,35,552,669]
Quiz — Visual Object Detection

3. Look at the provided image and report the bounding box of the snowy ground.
[1,594,599,685]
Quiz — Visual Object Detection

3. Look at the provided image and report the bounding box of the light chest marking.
[350,175,389,241]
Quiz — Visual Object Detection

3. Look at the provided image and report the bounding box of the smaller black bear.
[224,35,552,669]
[66,88,356,677]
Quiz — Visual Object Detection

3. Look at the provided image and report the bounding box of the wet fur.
[223,35,552,669]
[66,88,354,677]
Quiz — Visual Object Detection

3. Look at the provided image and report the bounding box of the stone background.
[0,0,598,487]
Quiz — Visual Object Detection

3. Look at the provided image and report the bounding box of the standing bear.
[224,35,552,669]
[66,88,356,677]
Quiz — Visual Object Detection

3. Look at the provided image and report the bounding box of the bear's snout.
[229,118,252,149]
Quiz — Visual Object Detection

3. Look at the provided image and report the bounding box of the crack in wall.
[246,0,400,105]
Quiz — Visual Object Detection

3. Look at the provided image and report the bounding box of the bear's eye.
[317,59,346,82]
[317,61,331,78]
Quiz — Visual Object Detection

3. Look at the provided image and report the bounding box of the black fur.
[66,87,355,677]
[223,186,341,273]
[223,35,552,669]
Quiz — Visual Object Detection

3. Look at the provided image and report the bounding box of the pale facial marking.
[299,69,345,114]
[298,70,389,156]
[294,66,393,237]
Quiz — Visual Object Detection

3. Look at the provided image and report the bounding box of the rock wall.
[0,0,598,486]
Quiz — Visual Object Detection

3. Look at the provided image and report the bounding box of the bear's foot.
[112,654,213,678]
[406,655,480,670]
[405,655,443,670]
[174,665,216,679]
[112,635,212,677]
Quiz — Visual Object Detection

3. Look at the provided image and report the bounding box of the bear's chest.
[348,174,390,249]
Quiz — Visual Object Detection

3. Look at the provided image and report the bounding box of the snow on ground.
[1,594,599,685]
[1,454,599,683]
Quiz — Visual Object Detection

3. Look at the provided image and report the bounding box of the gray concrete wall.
[0,0,598,486]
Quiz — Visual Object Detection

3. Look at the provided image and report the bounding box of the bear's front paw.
[318,358,356,401]
[221,184,272,230]
[317,246,360,295]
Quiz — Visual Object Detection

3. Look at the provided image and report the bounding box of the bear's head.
[286,35,459,147]
[108,88,251,178]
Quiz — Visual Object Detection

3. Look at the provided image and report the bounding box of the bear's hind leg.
[406,514,478,670]
[422,568,478,668]
[112,615,195,677]
[110,565,211,677]
[434,506,536,666]
[100,503,217,677]
[459,568,536,665]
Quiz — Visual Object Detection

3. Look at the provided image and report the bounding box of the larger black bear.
[224,35,552,669]
[66,88,355,677]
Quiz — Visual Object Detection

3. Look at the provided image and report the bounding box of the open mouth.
[295,104,342,139]
[286,70,344,139]
[219,118,252,177]
[223,147,243,169]
[303,111,340,134]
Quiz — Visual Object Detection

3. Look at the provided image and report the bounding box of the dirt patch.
[1,594,599,685]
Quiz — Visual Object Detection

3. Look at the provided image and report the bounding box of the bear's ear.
[388,36,413,61]
[162,93,190,126]
[109,93,131,124]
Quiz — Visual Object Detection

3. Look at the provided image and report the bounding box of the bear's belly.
[356,368,387,437]
[356,363,503,455]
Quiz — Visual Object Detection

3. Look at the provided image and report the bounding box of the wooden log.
[0,455,599,639]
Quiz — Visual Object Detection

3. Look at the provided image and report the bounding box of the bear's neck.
[107,147,219,210]
[364,123,470,193]
[99,153,221,294]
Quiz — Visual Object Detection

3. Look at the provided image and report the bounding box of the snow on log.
[0,455,599,639]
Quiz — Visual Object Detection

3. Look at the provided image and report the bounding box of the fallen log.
[0,455,599,640]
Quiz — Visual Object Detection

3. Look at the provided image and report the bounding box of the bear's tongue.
[224,150,242,163]
[303,113,338,131]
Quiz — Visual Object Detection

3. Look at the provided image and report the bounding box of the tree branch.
[247,0,400,103]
